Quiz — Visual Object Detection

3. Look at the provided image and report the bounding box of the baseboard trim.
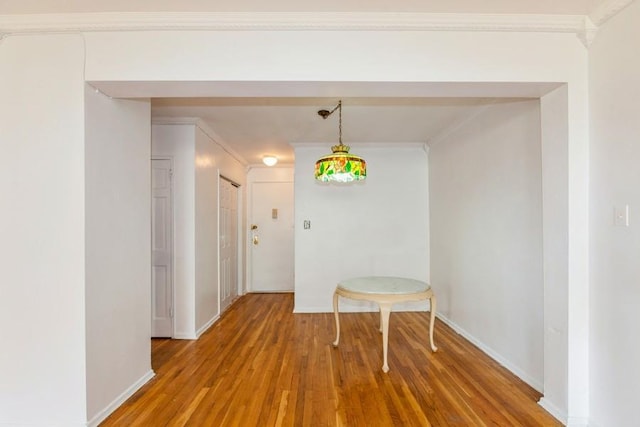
[196,314,220,338]
[173,332,198,340]
[538,397,568,425]
[567,416,591,427]
[293,305,329,313]
[436,314,544,393]
[86,369,155,427]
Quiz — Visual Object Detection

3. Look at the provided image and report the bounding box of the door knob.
[253,235,259,245]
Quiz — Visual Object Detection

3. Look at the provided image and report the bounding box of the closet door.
[220,177,239,313]
[151,159,173,337]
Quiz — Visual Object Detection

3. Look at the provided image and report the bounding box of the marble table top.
[337,276,430,295]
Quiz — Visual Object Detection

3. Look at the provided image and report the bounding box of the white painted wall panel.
[539,86,570,419]
[84,30,587,84]
[429,100,544,390]
[194,128,220,331]
[0,34,88,425]
[84,88,152,423]
[588,2,640,425]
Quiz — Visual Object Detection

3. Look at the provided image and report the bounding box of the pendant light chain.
[338,100,342,145]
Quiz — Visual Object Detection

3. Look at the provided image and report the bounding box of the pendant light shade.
[314,100,367,182]
[314,144,366,182]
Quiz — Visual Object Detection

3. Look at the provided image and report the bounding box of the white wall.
[294,145,429,312]
[539,85,570,419]
[0,34,88,426]
[247,166,295,183]
[194,127,220,332]
[84,87,153,423]
[429,100,544,390]
[589,2,640,426]
[152,124,197,338]
[84,30,587,84]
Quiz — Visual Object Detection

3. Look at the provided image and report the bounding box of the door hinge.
[170,306,174,318]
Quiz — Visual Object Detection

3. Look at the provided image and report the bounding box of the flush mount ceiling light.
[314,100,367,183]
[262,155,278,167]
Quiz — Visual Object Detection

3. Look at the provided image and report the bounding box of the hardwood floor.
[101,293,561,426]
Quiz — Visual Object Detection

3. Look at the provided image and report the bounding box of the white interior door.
[250,181,294,292]
[220,177,239,312]
[151,159,173,337]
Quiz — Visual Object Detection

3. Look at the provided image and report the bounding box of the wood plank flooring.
[101,293,561,426]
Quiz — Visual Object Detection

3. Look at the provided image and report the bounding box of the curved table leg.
[379,302,392,373]
[332,290,340,347]
[429,294,438,352]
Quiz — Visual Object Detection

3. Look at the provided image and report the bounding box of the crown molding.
[152,116,248,166]
[0,11,589,34]
[290,142,428,150]
[2,6,631,47]
[589,0,635,26]
[578,16,599,46]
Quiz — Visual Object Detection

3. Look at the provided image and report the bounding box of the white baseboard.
[247,290,294,293]
[566,416,591,427]
[196,314,220,338]
[538,397,568,425]
[173,332,197,340]
[87,369,155,427]
[293,305,329,313]
[436,314,544,393]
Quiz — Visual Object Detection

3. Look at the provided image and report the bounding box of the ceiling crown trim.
[152,116,248,165]
[589,0,634,25]
[0,11,589,34]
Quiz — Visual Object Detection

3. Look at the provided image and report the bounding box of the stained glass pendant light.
[315,100,367,182]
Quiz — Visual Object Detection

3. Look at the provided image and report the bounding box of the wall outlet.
[303,220,311,229]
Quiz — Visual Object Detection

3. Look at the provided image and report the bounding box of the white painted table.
[332,276,438,373]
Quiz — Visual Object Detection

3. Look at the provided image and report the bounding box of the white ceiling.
[4,0,613,166]
[152,97,529,165]
[144,81,560,166]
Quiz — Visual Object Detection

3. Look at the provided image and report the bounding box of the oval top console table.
[332,276,437,373]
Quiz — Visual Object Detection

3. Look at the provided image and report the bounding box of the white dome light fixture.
[262,155,278,167]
